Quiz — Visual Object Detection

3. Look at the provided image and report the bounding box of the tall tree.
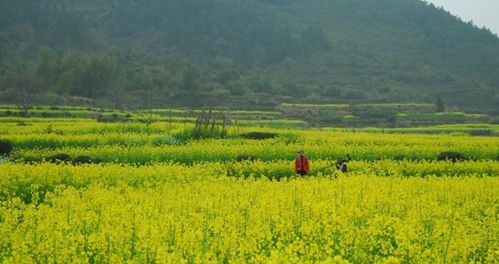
[2,69,42,116]
[435,97,445,112]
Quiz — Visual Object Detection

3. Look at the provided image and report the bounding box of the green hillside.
[0,0,498,114]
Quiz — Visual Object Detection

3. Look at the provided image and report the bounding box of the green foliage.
[72,155,101,165]
[469,129,494,137]
[436,97,445,112]
[152,135,183,146]
[0,140,13,156]
[47,153,72,164]
[277,133,299,145]
[96,114,130,123]
[240,132,277,140]
[23,156,42,164]
[2,115,498,166]
[235,155,257,162]
[0,0,498,113]
[437,151,466,163]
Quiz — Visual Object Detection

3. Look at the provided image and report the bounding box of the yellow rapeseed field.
[0,118,498,263]
[0,164,498,263]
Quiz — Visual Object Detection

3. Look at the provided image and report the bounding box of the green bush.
[72,155,100,165]
[469,129,494,136]
[175,127,227,141]
[393,155,406,161]
[0,140,13,156]
[152,136,183,146]
[437,151,466,162]
[23,156,42,164]
[47,153,72,164]
[236,155,257,162]
[240,132,277,140]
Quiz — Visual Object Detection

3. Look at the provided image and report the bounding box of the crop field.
[277,102,492,128]
[0,115,498,263]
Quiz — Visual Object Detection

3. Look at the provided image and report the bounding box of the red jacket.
[295,155,310,172]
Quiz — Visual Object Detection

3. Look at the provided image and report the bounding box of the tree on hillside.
[73,53,119,98]
[435,96,445,112]
[2,70,42,116]
[36,46,60,88]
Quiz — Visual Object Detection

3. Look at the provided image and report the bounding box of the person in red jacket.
[295,150,310,176]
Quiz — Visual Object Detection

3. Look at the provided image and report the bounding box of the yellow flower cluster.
[2,118,498,163]
[0,164,497,263]
[0,117,498,263]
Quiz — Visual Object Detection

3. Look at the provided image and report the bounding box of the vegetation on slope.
[0,0,498,113]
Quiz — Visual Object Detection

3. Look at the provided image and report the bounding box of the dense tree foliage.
[0,0,498,113]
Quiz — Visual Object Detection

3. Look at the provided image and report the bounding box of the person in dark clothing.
[335,154,351,173]
[295,150,310,176]
[335,158,347,173]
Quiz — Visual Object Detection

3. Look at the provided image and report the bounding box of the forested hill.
[1,0,498,114]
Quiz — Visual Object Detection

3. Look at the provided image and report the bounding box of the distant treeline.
[0,0,498,113]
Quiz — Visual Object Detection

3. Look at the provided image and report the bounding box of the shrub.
[393,155,406,161]
[0,140,13,156]
[97,114,130,123]
[240,132,277,140]
[172,129,194,142]
[236,155,257,162]
[175,126,227,141]
[469,130,494,136]
[41,112,54,118]
[23,156,42,164]
[72,155,95,165]
[61,112,73,118]
[153,136,182,146]
[47,153,72,164]
[437,151,466,162]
